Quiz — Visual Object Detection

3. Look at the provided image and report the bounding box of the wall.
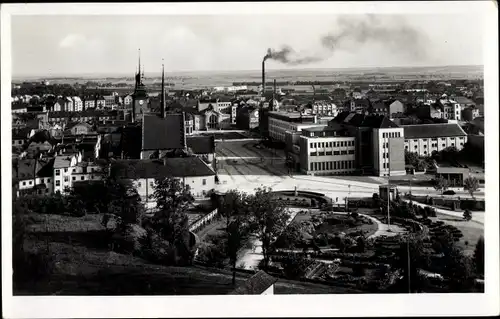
[404,135,467,156]
[189,208,218,232]
[300,135,356,175]
[373,128,405,177]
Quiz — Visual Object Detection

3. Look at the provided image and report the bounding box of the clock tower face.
[139,100,144,105]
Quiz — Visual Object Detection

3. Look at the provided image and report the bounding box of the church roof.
[142,114,185,151]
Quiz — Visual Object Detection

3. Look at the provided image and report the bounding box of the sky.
[11,14,485,77]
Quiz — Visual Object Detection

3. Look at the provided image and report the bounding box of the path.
[403,200,484,225]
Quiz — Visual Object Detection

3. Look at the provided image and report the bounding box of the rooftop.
[230,271,278,295]
[186,136,215,154]
[113,157,215,179]
[403,123,467,139]
[332,112,399,129]
[142,114,185,151]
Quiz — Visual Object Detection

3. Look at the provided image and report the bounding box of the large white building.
[53,152,103,194]
[72,96,83,112]
[403,123,468,157]
[268,111,326,142]
[114,157,217,208]
[298,126,356,175]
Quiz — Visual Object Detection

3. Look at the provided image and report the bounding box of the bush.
[111,223,147,255]
[139,229,176,265]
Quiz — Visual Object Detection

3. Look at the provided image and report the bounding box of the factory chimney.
[160,60,166,118]
[272,79,277,111]
[261,59,266,98]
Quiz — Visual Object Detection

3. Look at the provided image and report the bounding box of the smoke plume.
[263,15,427,66]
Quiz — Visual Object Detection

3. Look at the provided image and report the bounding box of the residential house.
[415,104,443,120]
[403,123,468,156]
[12,127,33,147]
[72,97,83,112]
[66,122,94,136]
[437,98,461,121]
[344,99,371,114]
[370,99,404,118]
[13,158,55,196]
[113,157,217,206]
[123,94,133,107]
[311,101,338,116]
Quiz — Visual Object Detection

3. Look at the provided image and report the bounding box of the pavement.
[403,200,484,225]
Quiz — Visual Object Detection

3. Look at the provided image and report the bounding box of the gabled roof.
[36,158,55,178]
[186,136,215,154]
[403,123,467,139]
[54,154,77,169]
[142,114,185,151]
[230,271,278,295]
[113,157,215,179]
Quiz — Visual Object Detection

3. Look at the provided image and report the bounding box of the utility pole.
[387,136,391,231]
[407,236,411,293]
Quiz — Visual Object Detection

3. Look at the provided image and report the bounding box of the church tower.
[132,49,148,123]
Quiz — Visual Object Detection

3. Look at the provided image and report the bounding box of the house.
[415,104,443,120]
[370,99,404,118]
[13,158,55,196]
[437,98,461,121]
[236,105,260,130]
[113,157,217,205]
[11,103,28,113]
[67,122,94,136]
[403,123,468,157]
[461,106,480,122]
[230,271,278,295]
[12,127,33,147]
[123,94,133,106]
[141,114,186,159]
[311,101,337,116]
[186,135,216,164]
[72,97,83,112]
[344,99,371,114]
[52,151,103,194]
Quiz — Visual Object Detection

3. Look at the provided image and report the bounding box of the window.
[451,143,455,146]
[138,182,142,187]
[405,146,409,150]
[56,181,60,186]
[322,162,326,170]
[81,176,85,180]
[333,151,340,155]
[460,143,464,146]
[314,163,318,170]
[326,151,332,156]
[341,150,347,155]
[310,163,314,171]
[310,152,317,156]
[442,143,446,147]
[64,177,68,182]
[459,137,464,140]
[413,140,418,142]
[424,151,427,155]
[348,150,355,154]
[55,169,60,176]
[64,168,67,173]
[22,181,26,186]
[72,176,76,181]
[334,161,337,169]
[414,145,418,149]
[423,145,427,149]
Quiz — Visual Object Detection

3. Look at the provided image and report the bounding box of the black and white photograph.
[1,2,498,318]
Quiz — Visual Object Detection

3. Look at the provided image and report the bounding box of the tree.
[218,189,252,285]
[463,176,480,200]
[356,236,366,253]
[247,187,290,270]
[281,253,310,279]
[463,209,472,221]
[474,236,484,276]
[405,150,419,166]
[433,176,449,195]
[150,177,194,264]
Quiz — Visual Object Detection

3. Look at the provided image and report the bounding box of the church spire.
[161,59,166,118]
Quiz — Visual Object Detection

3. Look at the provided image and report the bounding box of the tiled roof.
[403,123,467,139]
[142,114,185,150]
[14,159,36,180]
[36,158,55,178]
[186,136,215,154]
[230,271,278,295]
[54,154,77,169]
[113,157,215,179]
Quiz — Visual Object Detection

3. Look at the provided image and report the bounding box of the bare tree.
[463,176,480,200]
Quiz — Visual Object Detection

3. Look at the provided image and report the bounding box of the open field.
[431,213,484,256]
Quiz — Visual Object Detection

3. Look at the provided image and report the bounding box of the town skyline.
[11,13,484,76]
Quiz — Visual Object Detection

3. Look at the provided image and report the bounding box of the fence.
[189,208,218,233]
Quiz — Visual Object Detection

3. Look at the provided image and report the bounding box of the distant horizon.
[12,64,484,80]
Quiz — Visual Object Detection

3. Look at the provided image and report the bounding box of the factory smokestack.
[261,59,266,98]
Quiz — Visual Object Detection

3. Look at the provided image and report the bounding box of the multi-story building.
[123,94,133,107]
[311,101,338,116]
[84,99,95,110]
[438,98,461,121]
[403,123,468,157]
[113,157,216,206]
[13,158,55,196]
[298,126,356,175]
[53,151,103,194]
[268,111,325,143]
[330,112,405,177]
[370,99,404,118]
[415,104,443,119]
[72,97,83,112]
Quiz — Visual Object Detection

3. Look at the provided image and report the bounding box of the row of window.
[310,140,355,148]
[55,167,97,175]
[405,137,464,143]
[309,160,354,171]
[382,132,402,138]
[310,150,355,156]
[406,142,464,152]
[21,177,53,186]
[137,179,207,187]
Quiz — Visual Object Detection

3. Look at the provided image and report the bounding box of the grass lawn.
[16,212,363,295]
[26,213,105,233]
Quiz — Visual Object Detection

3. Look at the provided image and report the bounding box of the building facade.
[403,123,468,156]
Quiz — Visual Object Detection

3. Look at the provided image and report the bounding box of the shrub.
[13,251,55,283]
